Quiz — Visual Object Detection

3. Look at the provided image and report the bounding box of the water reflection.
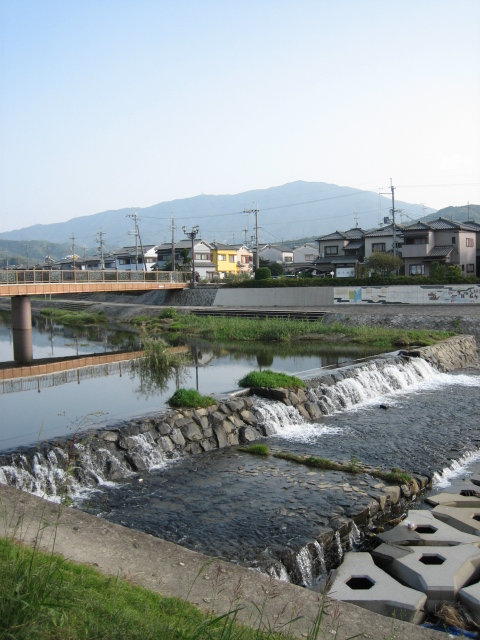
[0,315,386,451]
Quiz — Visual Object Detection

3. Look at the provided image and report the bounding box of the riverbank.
[0,483,446,640]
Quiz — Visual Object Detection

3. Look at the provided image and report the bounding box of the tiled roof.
[318,228,364,241]
[365,225,405,238]
[344,240,364,250]
[427,246,454,258]
[404,217,476,232]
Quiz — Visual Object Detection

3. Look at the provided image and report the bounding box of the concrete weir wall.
[400,335,478,372]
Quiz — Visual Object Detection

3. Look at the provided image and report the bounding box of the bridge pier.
[11,296,33,364]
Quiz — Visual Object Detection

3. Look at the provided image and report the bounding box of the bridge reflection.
[0,351,143,394]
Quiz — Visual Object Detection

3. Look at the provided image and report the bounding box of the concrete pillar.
[11,295,33,363]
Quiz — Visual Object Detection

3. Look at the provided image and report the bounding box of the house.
[292,242,318,263]
[227,244,253,275]
[211,243,239,278]
[156,240,217,281]
[315,228,365,277]
[83,253,116,270]
[402,217,477,276]
[463,220,480,274]
[364,224,404,260]
[114,245,158,272]
[255,244,294,266]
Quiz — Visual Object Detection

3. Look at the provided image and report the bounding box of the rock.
[169,429,186,447]
[180,422,203,442]
[125,453,147,472]
[99,431,119,442]
[240,410,257,425]
[239,426,258,444]
[213,425,228,448]
[158,436,175,453]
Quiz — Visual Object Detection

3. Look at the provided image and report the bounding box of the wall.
[214,286,334,307]
[334,284,480,305]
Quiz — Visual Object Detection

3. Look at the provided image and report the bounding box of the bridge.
[0,269,189,364]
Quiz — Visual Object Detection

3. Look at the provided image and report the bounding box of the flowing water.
[1,314,480,588]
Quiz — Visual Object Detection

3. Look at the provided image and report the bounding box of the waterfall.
[333,531,343,563]
[307,357,439,415]
[253,400,305,432]
[348,522,362,550]
[0,433,171,503]
[432,448,480,488]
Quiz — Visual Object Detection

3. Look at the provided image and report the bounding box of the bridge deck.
[0,270,188,296]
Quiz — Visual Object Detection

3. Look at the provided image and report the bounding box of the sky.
[0,0,479,234]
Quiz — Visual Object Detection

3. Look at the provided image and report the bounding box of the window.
[466,238,474,247]
[372,243,386,252]
[195,253,211,260]
[284,256,293,262]
[218,254,226,261]
[229,255,235,262]
[461,264,465,271]
[452,237,456,245]
[409,264,425,275]
[406,237,427,245]
[467,264,475,273]
[305,254,315,260]
[325,246,338,255]
[241,255,250,264]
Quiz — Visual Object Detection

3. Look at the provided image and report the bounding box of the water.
[0,316,381,450]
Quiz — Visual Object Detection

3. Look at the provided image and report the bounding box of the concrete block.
[426,491,480,508]
[329,552,426,624]
[371,543,480,613]
[377,510,480,547]
[459,580,480,624]
[433,505,480,536]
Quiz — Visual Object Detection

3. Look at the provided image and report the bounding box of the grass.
[238,444,270,456]
[40,308,108,326]
[163,315,453,348]
[132,333,187,395]
[238,370,306,390]
[168,388,217,409]
[272,452,413,486]
[1,535,295,640]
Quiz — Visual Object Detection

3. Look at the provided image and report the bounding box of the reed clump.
[238,370,306,390]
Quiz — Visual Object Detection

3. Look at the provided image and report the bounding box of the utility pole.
[170,217,177,271]
[244,203,259,269]
[83,245,87,260]
[127,211,143,271]
[70,234,76,270]
[380,180,397,259]
[243,227,248,245]
[25,243,29,269]
[96,231,106,269]
[183,225,200,288]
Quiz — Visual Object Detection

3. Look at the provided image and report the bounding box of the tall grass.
[168,316,452,347]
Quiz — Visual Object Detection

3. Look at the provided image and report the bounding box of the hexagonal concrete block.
[433,505,480,536]
[377,510,479,546]
[329,552,426,624]
[471,474,480,488]
[426,491,480,508]
[371,543,480,613]
[459,580,480,624]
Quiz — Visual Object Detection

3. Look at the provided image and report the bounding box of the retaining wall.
[400,335,478,372]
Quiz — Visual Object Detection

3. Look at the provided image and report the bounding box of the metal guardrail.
[0,269,188,285]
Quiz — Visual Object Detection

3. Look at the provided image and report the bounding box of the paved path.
[0,484,444,640]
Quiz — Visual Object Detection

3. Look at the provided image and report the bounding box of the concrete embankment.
[0,483,445,640]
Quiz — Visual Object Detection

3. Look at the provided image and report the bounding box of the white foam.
[433,448,480,488]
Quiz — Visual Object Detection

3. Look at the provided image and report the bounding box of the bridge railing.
[0,269,188,285]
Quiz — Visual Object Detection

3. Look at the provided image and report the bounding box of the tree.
[258,259,284,276]
[429,262,446,279]
[179,248,191,271]
[366,252,403,277]
[255,267,271,281]
[447,264,462,278]
[366,251,403,276]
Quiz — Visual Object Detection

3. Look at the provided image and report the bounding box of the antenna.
[353,212,359,228]
[244,203,259,269]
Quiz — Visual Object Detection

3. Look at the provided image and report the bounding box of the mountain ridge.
[0,181,439,248]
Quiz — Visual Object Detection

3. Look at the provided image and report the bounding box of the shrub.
[238,444,270,456]
[159,307,178,319]
[167,388,216,408]
[238,369,306,390]
[254,267,271,281]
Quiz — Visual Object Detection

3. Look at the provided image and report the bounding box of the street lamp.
[183,225,200,288]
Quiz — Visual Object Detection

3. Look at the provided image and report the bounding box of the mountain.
[424,204,480,225]
[0,181,437,249]
[0,239,71,269]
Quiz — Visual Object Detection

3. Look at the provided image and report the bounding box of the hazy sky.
[1,0,479,233]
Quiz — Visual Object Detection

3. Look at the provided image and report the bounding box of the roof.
[211,243,237,251]
[314,256,360,265]
[365,224,405,238]
[317,228,365,242]
[344,240,364,250]
[156,240,213,251]
[258,244,293,253]
[427,246,454,259]
[403,217,476,232]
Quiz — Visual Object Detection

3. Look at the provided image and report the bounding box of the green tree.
[179,248,191,271]
[255,266,271,281]
[447,264,462,278]
[366,252,403,277]
[429,262,446,279]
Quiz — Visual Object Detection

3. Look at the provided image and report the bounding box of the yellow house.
[211,243,239,278]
